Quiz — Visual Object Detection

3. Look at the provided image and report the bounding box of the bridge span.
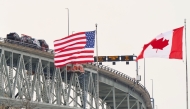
[0,39,152,109]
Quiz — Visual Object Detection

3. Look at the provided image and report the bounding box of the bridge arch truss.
[0,41,152,109]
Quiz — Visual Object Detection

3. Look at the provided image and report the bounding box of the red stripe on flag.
[54,32,85,42]
[54,37,86,47]
[169,26,184,59]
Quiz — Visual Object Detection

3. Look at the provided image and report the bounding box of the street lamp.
[150,79,154,109]
[150,79,153,98]
[65,8,69,36]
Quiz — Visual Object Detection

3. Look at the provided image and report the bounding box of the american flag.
[54,31,95,68]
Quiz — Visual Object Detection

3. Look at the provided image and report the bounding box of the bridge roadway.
[0,39,152,109]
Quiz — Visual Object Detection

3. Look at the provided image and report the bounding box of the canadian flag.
[136,26,184,61]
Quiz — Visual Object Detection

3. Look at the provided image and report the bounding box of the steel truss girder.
[0,48,97,109]
[83,67,149,109]
[0,46,150,109]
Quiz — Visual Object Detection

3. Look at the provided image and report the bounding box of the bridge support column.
[137,100,140,109]
[64,65,68,106]
[95,72,99,109]
[0,52,3,97]
[89,72,94,109]
[9,52,13,95]
[141,103,143,109]
[127,94,130,109]
[112,87,116,109]
[73,73,77,107]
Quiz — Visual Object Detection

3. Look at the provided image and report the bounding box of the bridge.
[0,38,152,109]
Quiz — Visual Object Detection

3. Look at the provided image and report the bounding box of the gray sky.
[0,0,189,108]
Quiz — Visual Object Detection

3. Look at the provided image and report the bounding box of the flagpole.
[184,19,189,109]
[65,8,69,105]
[144,58,146,88]
[95,23,99,109]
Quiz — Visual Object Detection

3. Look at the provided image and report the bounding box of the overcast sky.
[0,0,189,109]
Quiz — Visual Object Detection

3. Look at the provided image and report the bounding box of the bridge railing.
[0,38,55,54]
[88,62,151,98]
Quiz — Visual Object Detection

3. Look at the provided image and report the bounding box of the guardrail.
[0,37,55,54]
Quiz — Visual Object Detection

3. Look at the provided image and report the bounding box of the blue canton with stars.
[85,31,95,48]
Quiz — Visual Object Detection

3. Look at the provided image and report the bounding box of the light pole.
[150,79,154,109]
[155,105,158,109]
[65,8,69,36]
[150,79,153,98]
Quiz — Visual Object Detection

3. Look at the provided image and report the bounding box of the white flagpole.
[184,19,189,109]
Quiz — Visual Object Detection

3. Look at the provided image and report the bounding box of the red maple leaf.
[150,38,169,52]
